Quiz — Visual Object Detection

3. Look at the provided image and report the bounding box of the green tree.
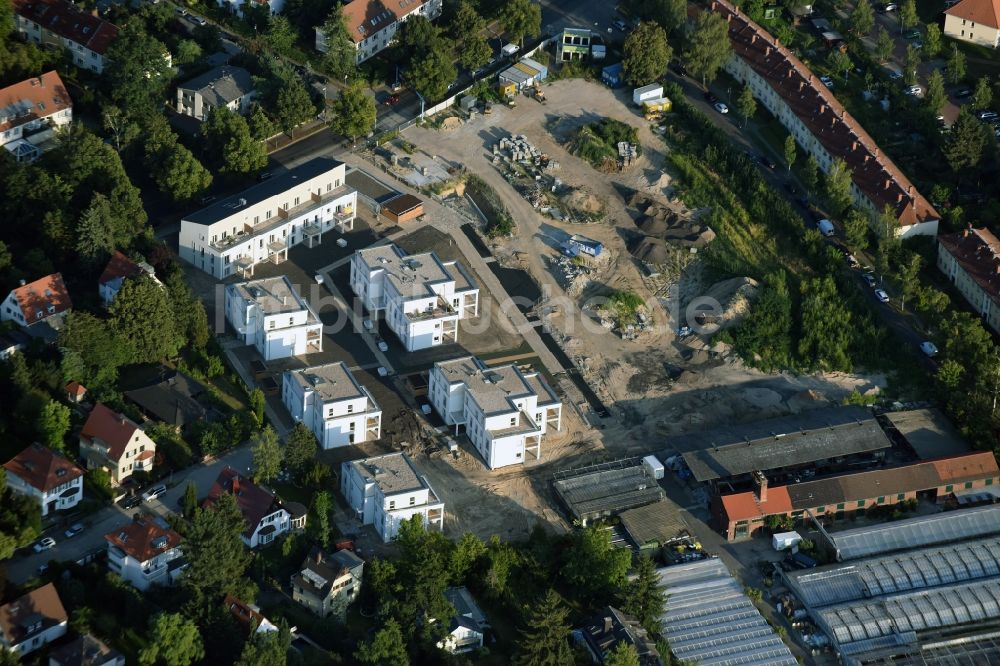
[182,481,198,519]
[844,209,870,250]
[801,154,819,193]
[622,21,672,86]
[897,251,922,308]
[643,0,687,34]
[249,388,266,425]
[946,45,966,85]
[903,44,920,85]
[562,525,631,601]
[731,271,793,370]
[204,107,267,174]
[827,48,852,82]
[851,0,874,35]
[514,589,573,666]
[182,492,252,615]
[900,0,918,31]
[944,107,989,175]
[75,193,116,267]
[319,7,356,80]
[36,400,71,452]
[460,33,493,70]
[59,312,132,389]
[408,44,457,100]
[875,27,894,63]
[500,0,541,47]
[102,106,141,153]
[451,1,485,40]
[284,423,317,478]
[973,75,993,111]
[275,77,316,133]
[165,271,210,352]
[925,69,946,114]
[308,490,332,548]
[735,84,756,127]
[621,555,665,635]
[139,613,205,666]
[924,23,942,57]
[330,85,377,143]
[251,426,282,484]
[783,134,796,172]
[683,11,731,86]
[104,25,172,118]
[248,105,275,141]
[150,141,213,202]
[235,629,289,666]
[264,15,296,53]
[605,642,641,666]
[175,39,202,64]
[824,157,854,214]
[355,618,409,666]
[109,275,181,364]
[798,276,854,371]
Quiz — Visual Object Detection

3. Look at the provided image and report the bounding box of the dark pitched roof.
[105,514,181,563]
[12,0,119,54]
[444,587,486,633]
[203,466,281,537]
[0,583,67,647]
[184,157,344,226]
[98,250,148,286]
[48,633,123,666]
[292,546,364,598]
[3,443,84,492]
[579,606,662,666]
[670,406,889,482]
[124,371,208,427]
[178,66,254,106]
[938,228,1000,309]
[80,403,142,462]
[713,0,938,229]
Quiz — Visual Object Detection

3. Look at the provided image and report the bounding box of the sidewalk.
[266,120,330,154]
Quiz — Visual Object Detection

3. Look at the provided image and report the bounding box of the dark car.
[383,94,400,106]
[785,183,800,196]
[120,494,142,509]
[670,61,688,77]
[757,153,776,169]
[703,90,718,104]
[954,86,972,98]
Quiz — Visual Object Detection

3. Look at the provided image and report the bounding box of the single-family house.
[0,273,72,337]
[428,356,562,469]
[283,362,382,449]
[437,587,488,654]
[315,0,443,64]
[350,244,479,352]
[557,27,592,61]
[0,330,30,360]
[576,606,663,665]
[79,403,156,486]
[98,250,159,307]
[3,443,84,516]
[944,0,1000,48]
[0,583,67,658]
[179,157,356,279]
[48,633,125,666]
[340,452,444,542]
[104,514,185,591]
[124,371,208,429]
[224,594,279,635]
[64,380,87,404]
[176,66,256,122]
[291,546,364,618]
[204,467,291,548]
[12,0,118,73]
[225,276,324,360]
[937,227,1000,334]
[0,71,72,163]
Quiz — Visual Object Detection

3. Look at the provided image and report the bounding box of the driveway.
[7,445,252,584]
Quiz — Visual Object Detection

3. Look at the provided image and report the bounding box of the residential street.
[6,445,252,585]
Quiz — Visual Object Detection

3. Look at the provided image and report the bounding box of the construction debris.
[494,134,559,170]
[617,142,638,169]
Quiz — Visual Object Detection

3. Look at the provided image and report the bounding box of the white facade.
[350,244,479,352]
[944,10,1000,48]
[428,357,562,470]
[106,544,184,591]
[247,506,291,548]
[175,67,256,122]
[105,519,185,592]
[179,157,356,279]
[225,276,323,361]
[283,363,382,449]
[5,470,82,517]
[13,5,116,74]
[340,452,444,542]
[317,0,442,64]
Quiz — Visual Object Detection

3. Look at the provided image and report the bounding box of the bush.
[465,174,516,238]
[573,118,641,170]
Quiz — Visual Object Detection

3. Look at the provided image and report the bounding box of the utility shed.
[498,58,548,91]
[666,405,888,483]
[657,559,798,666]
[601,62,624,87]
[553,459,664,525]
[882,408,970,460]
[380,194,424,224]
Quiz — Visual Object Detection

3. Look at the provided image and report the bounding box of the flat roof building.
[283,362,382,449]
[225,276,323,361]
[554,458,665,525]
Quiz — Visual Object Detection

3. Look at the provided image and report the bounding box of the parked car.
[875,289,890,303]
[713,101,729,114]
[33,537,56,553]
[120,494,142,509]
[954,86,972,98]
[64,523,84,539]
[863,273,877,288]
[920,341,939,356]
[977,110,998,121]
[905,84,922,97]
[703,91,718,104]
[175,6,187,15]
[670,61,688,77]
[377,340,389,352]
[819,75,834,88]
[383,94,400,106]
[142,485,167,502]
[257,171,273,181]
[192,15,207,25]
[336,238,348,248]
[36,563,49,576]
[612,19,627,31]
[904,28,921,39]
[877,2,898,11]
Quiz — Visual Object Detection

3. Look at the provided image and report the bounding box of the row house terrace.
[714,0,939,237]
[13,0,118,73]
[179,157,356,279]
[938,227,1000,334]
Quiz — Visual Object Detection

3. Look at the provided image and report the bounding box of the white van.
[817,219,835,236]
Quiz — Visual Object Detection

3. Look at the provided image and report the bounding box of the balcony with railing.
[404,296,457,322]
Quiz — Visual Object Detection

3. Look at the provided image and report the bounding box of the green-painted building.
[557,27,592,61]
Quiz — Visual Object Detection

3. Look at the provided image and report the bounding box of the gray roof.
[434,356,536,416]
[883,408,970,460]
[287,362,376,405]
[345,168,399,204]
[578,606,662,666]
[356,244,476,302]
[229,276,310,316]
[444,587,486,628]
[670,405,888,482]
[349,452,431,497]
[553,459,664,521]
[179,66,254,107]
[185,157,344,226]
[124,371,207,427]
[293,546,364,598]
[619,499,690,548]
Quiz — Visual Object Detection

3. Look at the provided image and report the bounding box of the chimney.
[874,148,880,158]
[897,193,904,203]
[995,263,1000,275]
[314,549,323,564]
[964,228,970,238]
[18,279,25,287]
[751,34,757,43]
[885,178,891,190]
[864,154,870,164]
[604,616,613,633]
[753,470,768,503]
[907,185,914,198]
[799,81,805,92]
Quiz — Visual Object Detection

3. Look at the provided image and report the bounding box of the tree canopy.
[139,613,205,666]
[513,589,573,666]
[499,0,541,46]
[330,85,377,142]
[109,275,181,364]
[320,7,356,80]
[683,12,731,85]
[623,22,672,87]
[182,492,252,616]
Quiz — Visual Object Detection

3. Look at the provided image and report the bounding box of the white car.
[377,340,389,352]
[875,289,890,303]
[920,341,939,356]
[142,484,167,502]
[713,102,729,114]
[820,75,834,88]
[33,537,56,553]
[905,85,922,97]
[336,238,348,248]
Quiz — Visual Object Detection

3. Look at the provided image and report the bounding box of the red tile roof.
[945,0,1000,29]
[98,250,145,286]
[712,0,939,230]
[719,485,792,521]
[342,0,424,45]
[2,443,83,492]
[13,0,119,54]
[938,228,1000,308]
[105,514,181,563]
[0,71,71,136]
[64,380,87,397]
[224,593,276,634]
[203,466,280,537]
[0,583,67,647]
[80,403,142,463]
[932,450,1000,481]
[10,273,71,323]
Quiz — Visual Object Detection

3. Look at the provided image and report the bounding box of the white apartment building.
[179,157,356,279]
[340,452,444,542]
[350,244,479,352]
[226,276,323,361]
[13,0,119,73]
[2,443,84,516]
[316,0,442,64]
[283,362,382,449]
[429,356,562,470]
[104,515,185,592]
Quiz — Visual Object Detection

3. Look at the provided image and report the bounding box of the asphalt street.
[7,445,252,585]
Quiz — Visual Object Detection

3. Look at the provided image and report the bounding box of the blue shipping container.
[602,63,624,88]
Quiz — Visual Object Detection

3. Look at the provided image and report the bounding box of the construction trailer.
[562,234,603,258]
[601,62,624,88]
[633,84,664,106]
